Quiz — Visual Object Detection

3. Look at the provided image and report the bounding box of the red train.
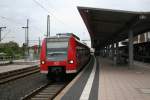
[40,33,90,78]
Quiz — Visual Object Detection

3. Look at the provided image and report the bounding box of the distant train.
[40,33,90,79]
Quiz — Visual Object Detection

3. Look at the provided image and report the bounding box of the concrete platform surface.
[0,64,38,74]
[13,59,39,62]
[99,58,150,100]
[55,56,150,100]
[55,56,99,100]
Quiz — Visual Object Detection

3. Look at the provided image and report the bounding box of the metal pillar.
[129,30,134,66]
[22,19,29,58]
[105,46,107,57]
[102,47,105,57]
[0,27,6,42]
[105,46,107,56]
[27,19,29,55]
[108,45,111,57]
[47,15,50,37]
[111,43,115,59]
[107,45,109,57]
[111,43,116,65]
[115,42,119,65]
[116,42,119,57]
[0,29,1,42]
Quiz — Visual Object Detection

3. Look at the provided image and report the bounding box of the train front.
[40,37,69,78]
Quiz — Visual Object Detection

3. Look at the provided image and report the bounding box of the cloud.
[0,0,150,47]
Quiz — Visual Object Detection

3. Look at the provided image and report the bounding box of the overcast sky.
[0,0,150,46]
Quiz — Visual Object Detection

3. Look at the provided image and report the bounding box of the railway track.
[0,65,39,84]
[21,82,68,100]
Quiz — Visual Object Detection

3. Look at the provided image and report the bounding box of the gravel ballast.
[0,72,48,100]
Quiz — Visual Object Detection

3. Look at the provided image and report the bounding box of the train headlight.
[41,60,45,64]
[69,60,74,64]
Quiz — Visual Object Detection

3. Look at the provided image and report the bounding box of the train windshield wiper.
[48,52,66,56]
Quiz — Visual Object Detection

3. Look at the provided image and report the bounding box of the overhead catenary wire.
[32,0,73,30]
[0,16,23,26]
[41,0,88,39]
[1,29,13,41]
[0,16,43,33]
[0,16,43,45]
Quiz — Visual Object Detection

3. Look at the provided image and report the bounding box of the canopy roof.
[78,7,150,48]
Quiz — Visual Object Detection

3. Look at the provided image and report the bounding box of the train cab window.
[46,41,68,61]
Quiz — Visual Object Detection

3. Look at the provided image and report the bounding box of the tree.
[0,41,23,57]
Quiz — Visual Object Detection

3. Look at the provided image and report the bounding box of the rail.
[0,65,39,84]
[21,82,68,100]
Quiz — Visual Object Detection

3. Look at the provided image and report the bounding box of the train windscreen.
[46,39,68,61]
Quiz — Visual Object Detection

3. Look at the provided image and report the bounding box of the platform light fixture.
[139,15,147,20]
[85,9,89,13]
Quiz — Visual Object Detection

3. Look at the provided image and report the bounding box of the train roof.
[46,33,80,40]
[56,33,80,40]
[45,34,90,49]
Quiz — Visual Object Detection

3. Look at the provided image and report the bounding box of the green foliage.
[0,41,23,57]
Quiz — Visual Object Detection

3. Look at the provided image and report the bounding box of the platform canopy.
[78,7,150,49]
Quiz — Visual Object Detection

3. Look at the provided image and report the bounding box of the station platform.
[0,59,39,65]
[13,59,39,65]
[0,61,10,65]
[0,60,39,74]
[55,56,150,100]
